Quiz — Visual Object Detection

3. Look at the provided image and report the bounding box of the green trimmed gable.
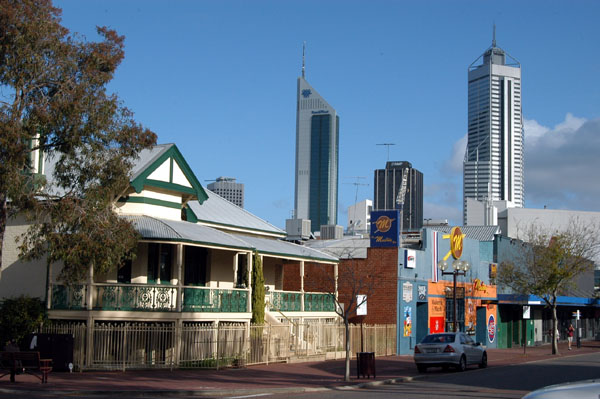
[130,145,208,205]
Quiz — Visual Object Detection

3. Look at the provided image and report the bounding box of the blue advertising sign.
[370,210,399,247]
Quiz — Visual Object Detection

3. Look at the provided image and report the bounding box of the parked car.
[413,332,487,372]
[522,379,600,398]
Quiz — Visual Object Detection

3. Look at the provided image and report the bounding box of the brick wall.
[282,247,398,324]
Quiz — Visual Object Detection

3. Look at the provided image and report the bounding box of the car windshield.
[421,334,455,343]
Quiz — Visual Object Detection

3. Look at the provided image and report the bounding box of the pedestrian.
[567,323,575,350]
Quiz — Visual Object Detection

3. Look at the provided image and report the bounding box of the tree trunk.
[0,193,7,272]
[551,303,559,355]
[344,316,350,382]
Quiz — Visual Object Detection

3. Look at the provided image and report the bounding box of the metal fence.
[39,321,396,371]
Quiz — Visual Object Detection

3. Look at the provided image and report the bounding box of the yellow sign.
[374,215,395,233]
[450,226,464,259]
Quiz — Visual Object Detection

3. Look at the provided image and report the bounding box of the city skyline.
[53,0,600,229]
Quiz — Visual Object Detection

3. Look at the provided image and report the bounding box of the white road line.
[226,394,273,399]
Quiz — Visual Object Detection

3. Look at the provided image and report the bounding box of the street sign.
[572,310,581,320]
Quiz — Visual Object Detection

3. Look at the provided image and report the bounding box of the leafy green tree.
[498,220,600,355]
[0,0,156,283]
[0,296,47,347]
[251,251,265,325]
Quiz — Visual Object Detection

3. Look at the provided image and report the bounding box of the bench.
[0,351,52,383]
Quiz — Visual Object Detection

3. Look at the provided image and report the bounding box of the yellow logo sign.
[450,226,464,259]
[375,216,395,233]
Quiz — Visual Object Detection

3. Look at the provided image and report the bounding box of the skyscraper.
[294,48,339,232]
[463,30,524,224]
[373,161,423,230]
[207,177,244,208]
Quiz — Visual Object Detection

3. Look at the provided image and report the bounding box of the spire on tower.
[492,24,496,47]
[302,42,306,79]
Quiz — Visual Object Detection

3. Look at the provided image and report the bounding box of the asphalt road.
[3,351,600,399]
[270,351,600,399]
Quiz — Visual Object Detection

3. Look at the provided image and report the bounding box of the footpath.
[0,340,598,397]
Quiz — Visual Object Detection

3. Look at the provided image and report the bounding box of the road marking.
[226,394,273,399]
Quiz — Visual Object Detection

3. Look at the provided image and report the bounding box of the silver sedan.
[413,332,487,372]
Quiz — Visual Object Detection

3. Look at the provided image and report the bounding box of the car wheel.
[417,364,427,373]
[456,355,467,372]
[479,352,487,369]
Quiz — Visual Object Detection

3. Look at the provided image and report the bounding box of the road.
[2,352,599,399]
[267,351,600,399]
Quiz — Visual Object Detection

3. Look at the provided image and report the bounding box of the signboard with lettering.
[405,249,416,269]
[370,210,399,248]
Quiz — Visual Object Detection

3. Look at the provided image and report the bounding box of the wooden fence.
[39,321,396,371]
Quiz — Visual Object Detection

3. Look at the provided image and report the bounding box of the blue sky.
[55,0,600,229]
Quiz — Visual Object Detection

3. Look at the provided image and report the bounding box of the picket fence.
[39,321,396,371]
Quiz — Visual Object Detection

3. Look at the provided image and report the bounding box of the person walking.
[567,323,575,350]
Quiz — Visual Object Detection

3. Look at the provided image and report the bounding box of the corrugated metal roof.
[188,190,285,236]
[130,144,172,180]
[235,235,338,262]
[305,237,370,259]
[124,215,336,262]
[125,215,252,250]
[427,225,500,242]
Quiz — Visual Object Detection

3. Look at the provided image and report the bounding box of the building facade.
[347,199,372,235]
[207,176,244,208]
[373,161,423,230]
[463,33,524,224]
[294,72,339,233]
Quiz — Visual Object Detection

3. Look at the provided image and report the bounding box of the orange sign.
[450,226,464,259]
[374,215,395,233]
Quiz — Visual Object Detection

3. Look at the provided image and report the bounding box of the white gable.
[147,159,170,182]
[172,160,192,188]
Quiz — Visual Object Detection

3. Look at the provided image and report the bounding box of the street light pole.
[438,259,470,333]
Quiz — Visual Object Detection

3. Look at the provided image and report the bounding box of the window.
[147,243,173,284]
[184,246,208,286]
[118,259,132,284]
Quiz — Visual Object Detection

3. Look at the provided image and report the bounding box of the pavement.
[1,340,598,397]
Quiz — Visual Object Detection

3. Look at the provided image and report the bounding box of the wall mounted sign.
[417,285,427,301]
[450,226,464,259]
[405,249,416,269]
[402,281,413,303]
[370,210,399,248]
[489,263,498,278]
[403,306,412,337]
[488,314,496,343]
[356,295,367,316]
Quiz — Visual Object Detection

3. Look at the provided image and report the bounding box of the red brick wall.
[282,247,398,324]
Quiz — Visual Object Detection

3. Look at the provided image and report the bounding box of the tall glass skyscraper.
[294,71,339,232]
[463,32,524,224]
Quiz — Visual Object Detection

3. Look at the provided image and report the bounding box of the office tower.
[373,161,423,230]
[207,177,244,208]
[294,48,339,232]
[463,29,524,224]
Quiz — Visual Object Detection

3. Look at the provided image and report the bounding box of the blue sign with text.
[370,210,400,247]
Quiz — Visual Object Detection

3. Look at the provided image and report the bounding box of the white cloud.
[525,114,600,212]
[442,134,467,176]
[423,202,462,225]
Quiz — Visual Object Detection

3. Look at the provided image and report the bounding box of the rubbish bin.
[356,352,376,379]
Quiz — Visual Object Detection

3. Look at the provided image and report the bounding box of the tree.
[0,0,156,283]
[312,253,381,382]
[251,251,265,324]
[497,220,600,355]
[0,296,47,347]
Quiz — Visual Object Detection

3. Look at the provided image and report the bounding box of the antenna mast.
[492,24,496,47]
[376,143,396,161]
[302,42,306,79]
